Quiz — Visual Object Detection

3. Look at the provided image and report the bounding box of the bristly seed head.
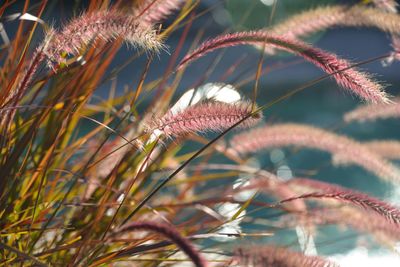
[133,0,186,26]
[230,123,400,183]
[284,178,400,226]
[146,100,262,141]
[234,245,339,267]
[344,97,400,123]
[178,30,390,104]
[42,10,163,68]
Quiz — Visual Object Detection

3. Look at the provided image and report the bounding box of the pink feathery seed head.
[229,123,400,183]
[280,207,400,248]
[334,140,400,163]
[133,0,185,25]
[282,178,400,225]
[116,221,207,267]
[281,178,400,247]
[344,97,400,123]
[371,0,398,13]
[43,10,163,68]
[147,100,262,140]
[178,31,389,103]
[263,4,400,66]
[234,245,339,267]
[266,5,400,41]
[263,5,400,56]
[284,178,400,247]
[364,140,400,160]
[266,5,348,42]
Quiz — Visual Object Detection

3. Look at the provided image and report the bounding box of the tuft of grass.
[0,0,399,266]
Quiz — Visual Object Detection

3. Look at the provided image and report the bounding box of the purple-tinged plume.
[279,207,400,249]
[333,140,400,164]
[178,31,389,103]
[283,178,400,226]
[264,5,400,45]
[344,97,400,122]
[133,0,185,25]
[43,10,163,67]
[371,0,398,13]
[234,245,339,267]
[147,100,262,140]
[230,123,400,183]
[263,5,400,63]
[117,221,207,267]
[363,140,400,160]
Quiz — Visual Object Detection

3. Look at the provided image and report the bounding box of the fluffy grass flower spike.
[178,31,389,103]
[116,221,208,267]
[146,100,262,140]
[234,245,339,267]
[284,178,400,225]
[43,10,163,67]
[230,123,400,183]
[371,0,398,13]
[344,97,400,122]
[133,0,186,25]
[1,1,400,265]
[264,6,400,47]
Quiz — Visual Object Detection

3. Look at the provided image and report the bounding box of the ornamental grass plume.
[262,4,400,65]
[133,0,185,25]
[2,1,400,265]
[279,207,400,250]
[263,2,400,67]
[264,5,400,49]
[281,178,400,226]
[363,141,400,160]
[43,10,163,67]
[247,175,400,248]
[234,245,339,267]
[371,0,399,13]
[178,31,389,103]
[146,100,262,140]
[230,123,400,183]
[116,221,207,267]
[344,97,400,122]
[333,140,400,164]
